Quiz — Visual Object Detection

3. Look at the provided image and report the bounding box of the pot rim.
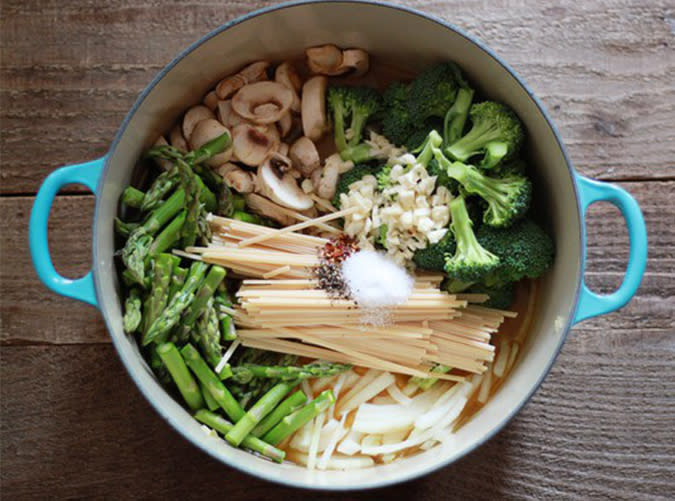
[93,0,583,489]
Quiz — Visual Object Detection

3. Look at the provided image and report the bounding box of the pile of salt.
[341,251,414,325]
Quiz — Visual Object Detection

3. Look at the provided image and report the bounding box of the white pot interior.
[94,1,582,489]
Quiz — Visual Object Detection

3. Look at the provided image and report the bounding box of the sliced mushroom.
[301,178,314,194]
[306,44,344,75]
[244,194,296,226]
[267,152,293,173]
[169,125,189,152]
[216,61,270,100]
[232,123,280,166]
[214,162,241,179]
[203,91,219,111]
[289,136,321,176]
[151,136,174,170]
[257,159,314,211]
[275,62,302,112]
[223,166,256,193]
[189,119,233,167]
[278,111,293,137]
[232,82,293,125]
[277,142,290,157]
[313,163,340,200]
[339,49,369,77]
[301,76,328,141]
[216,100,249,129]
[182,105,215,141]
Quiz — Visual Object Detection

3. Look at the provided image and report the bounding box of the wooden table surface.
[1,0,674,498]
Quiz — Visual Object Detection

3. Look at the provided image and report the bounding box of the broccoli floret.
[434,150,531,228]
[443,86,475,146]
[328,86,382,162]
[446,101,524,169]
[492,158,527,177]
[444,196,500,283]
[409,63,462,122]
[413,230,456,271]
[477,219,555,285]
[382,83,412,146]
[332,163,384,208]
[468,282,515,309]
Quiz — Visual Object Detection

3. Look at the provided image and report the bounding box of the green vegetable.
[186,131,232,165]
[142,261,208,346]
[408,63,465,122]
[141,167,179,212]
[446,101,524,169]
[148,210,186,258]
[413,230,456,272]
[262,390,335,446]
[194,410,285,463]
[251,390,307,437]
[179,265,227,342]
[157,342,204,411]
[168,265,187,303]
[467,282,515,310]
[177,160,200,248]
[122,288,142,333]
[381,82,413,146]
[332,162,385,208]
[142,253,173,334]
[121,186,145,208]
[231,362,351,384]
[232,210,263,225]
[200,380,220,411]
[225,381,297,446]
[193,299,223,368]
[232,194,246,212]
[114,218,139,238]
[477,219,555,286]
[443,87,475,147]
[444,195,500,283]
[181,343,244,422]
[434,150,532,228]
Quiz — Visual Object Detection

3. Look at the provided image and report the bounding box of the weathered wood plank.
[2,181,671,345]
[1,343,673,499]
[1,0,673,193]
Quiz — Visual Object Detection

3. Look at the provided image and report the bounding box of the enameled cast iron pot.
[29,0,648,490]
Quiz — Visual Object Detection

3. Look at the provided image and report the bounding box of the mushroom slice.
[151,136,174,171]
[232,82,293,125]
[301,76,328,141]
[232,123,280,166]
[223,166,256,193]
[275,62,302,112]
[257,159,314,211]
[314,163,340,200]
[278,111,293,137]
[289,136,320,176]
[306,44,344,75]
[214,162,241,178]
[203,91,219,111]
[216,61,270,100]
[216,100,249,129]
[244,194,296,226]
[339,49,369,77]
[189,119,233,167]
[183,105,216,141]
[169,124,189,152]
[277,142,290,157]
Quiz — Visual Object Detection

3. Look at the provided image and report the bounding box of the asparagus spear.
[231,362,351,384]
[123,288,142,333]
[214,291,236,340]
[148,210,186,258]
[115,218,139,238]
[143,262,208,345]
[168,265,187,302]
[194,410,285,463]
[121,186,145,208]
[194,175,217,213]
[179,266,227,339]
[141,167,179,212]
[122,269,150,289]
[199,380,220,411]
[251,390,307,438]
[187,131,232,165]
[157,342,204,411]
[232,194,246,212]
[141,254,174,334]
[262,390,335,446]
[225,381,298,447]
[180,343,244,422]
[148,346,171,386]
[193,299,222,368]
[232,211,263,225]
[177,160,200,248]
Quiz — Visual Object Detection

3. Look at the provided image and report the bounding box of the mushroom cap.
[278,111,293,137]
[232,81,294,125]
[232,123,280,166]
[257,159,314,211]
[216,61,270,100]
[223,167,256,193]
[340,49,369,77]
[275,62,302,112]
[244,193,296,226]
[169,124,189,153]
[216,100,249,129]
[315,163,340,200]
[306,44,344,75]
[203,90,219,111]
[301,76,328,142]
[289,136,321,176]
[182,105,215,141]
[189,119,233,167]
[277,142,290,157]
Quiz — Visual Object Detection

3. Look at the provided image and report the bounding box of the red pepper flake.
[319,234,359,265]
[313,234,360,300]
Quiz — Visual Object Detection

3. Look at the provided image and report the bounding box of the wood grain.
[1,0,673,193]
[1,344,673,500]
[2,0,674,498]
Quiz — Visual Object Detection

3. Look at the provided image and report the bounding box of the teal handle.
[29,158,106,307]
[573,174,647,323]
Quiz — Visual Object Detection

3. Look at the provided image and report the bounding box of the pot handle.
[29,158,106,307]
[573,174,647,324]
